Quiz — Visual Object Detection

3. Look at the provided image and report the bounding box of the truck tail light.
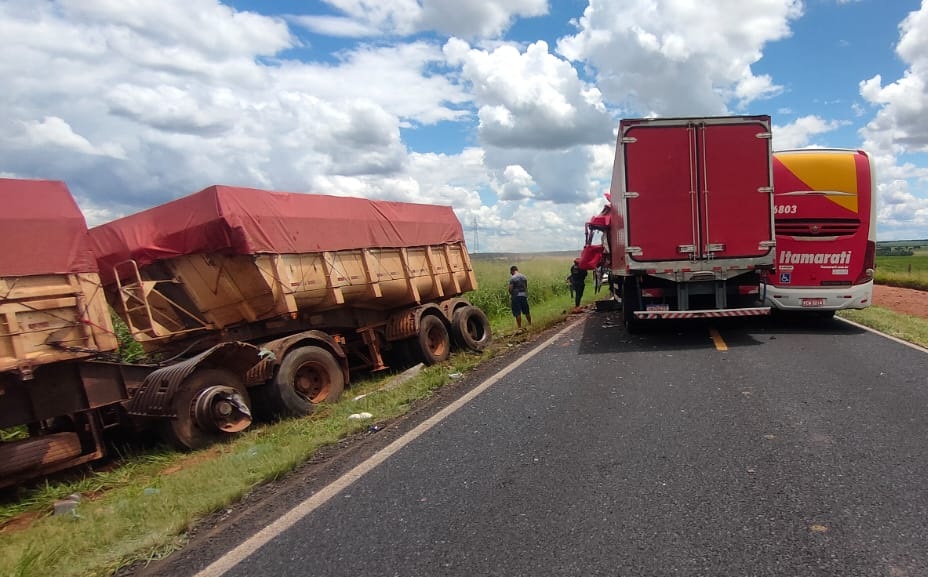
[855,240,876,285]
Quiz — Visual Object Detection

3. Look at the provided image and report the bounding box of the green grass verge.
[875,251,928,290]
[838,306,928,350]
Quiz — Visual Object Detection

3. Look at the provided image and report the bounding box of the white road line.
[194,317,585,577]
[837,316,928,354]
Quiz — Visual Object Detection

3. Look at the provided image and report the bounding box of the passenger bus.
[763,148,876,315]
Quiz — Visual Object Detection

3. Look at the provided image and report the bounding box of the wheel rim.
[294,362,332,404]
[192,386,252,433]
[466,317,486,342]
[426,324,448,357]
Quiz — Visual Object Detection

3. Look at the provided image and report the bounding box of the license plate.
[801,298,825,308]
[646,304,670,311]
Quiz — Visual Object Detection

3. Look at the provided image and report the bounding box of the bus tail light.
[641,288,664,298]
[855,240,876,284]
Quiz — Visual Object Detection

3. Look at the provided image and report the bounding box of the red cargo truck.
[605,115,776,330]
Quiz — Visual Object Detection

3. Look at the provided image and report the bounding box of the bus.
[763,148,876,315]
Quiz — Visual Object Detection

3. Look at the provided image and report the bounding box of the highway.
[140,311,928,577]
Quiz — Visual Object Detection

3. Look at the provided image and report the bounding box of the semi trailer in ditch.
[0,180,490,488]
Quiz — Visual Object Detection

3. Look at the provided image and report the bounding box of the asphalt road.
[162,312,928,577]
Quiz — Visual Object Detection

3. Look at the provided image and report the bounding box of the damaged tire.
[161,369,252,451]
[451,305,492,352]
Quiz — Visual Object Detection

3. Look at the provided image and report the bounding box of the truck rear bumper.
[634,307,771,320]
[762,281,873,311]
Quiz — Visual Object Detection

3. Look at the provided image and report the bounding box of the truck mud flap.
[635,307,771,320]
[126,341,262,418]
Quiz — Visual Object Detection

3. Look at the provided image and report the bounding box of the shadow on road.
[575,309,867,355]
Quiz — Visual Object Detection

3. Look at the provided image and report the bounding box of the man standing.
[508,265,531,330]
[567,258,588,312]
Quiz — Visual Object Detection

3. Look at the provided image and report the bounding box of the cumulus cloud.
[856,2,928,239]
[772,115,845,150]
[0,0,468,222]
[444,38,614,150]
[292,0,548,39]
[556,0,803,116]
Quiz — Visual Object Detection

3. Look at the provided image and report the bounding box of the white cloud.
[294,0,548,39]
[556,0,803,115]
[14,116,127,159]
[444,38,614,149]
[0,1,467,221]
[497,165,536,200]
[276,42,469,125]
[772,115,845,150]
[856,2,928,239]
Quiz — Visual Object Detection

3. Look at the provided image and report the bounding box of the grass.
[839,306,928,350]
[875,249,928,291]
[0,255,588,577]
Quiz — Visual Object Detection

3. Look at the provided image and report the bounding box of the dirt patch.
[872,284,928,321]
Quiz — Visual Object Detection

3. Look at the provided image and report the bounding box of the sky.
[3,0,928,253]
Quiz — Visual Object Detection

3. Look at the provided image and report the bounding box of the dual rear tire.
[397,307,493,367]
[255,346,345,420]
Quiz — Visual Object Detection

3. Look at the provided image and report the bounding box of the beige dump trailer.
[0,179,125,486]
[0,179,264,488]
[88,185,490,448]
[0,182,489,488]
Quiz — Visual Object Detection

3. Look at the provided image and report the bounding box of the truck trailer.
[601,115,776,330]
[0,180,491,488]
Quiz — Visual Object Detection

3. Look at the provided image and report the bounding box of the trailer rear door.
[699,120,773,260]
[623,125,698,261]
[622,118,773,263]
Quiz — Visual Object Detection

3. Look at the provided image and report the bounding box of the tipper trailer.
[0,181,491,488]
[599,115,777,330]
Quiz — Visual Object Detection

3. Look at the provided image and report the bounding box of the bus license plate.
[801,298,825,308]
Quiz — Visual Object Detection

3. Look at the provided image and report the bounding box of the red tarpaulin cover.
[0,178,99,276]
[89,185,466,282]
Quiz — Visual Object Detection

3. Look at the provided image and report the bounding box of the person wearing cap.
[508,265,531,329]
[567,258,588,311]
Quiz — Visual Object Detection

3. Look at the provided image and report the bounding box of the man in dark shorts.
[508,265,531,329]
[567,258,588,311]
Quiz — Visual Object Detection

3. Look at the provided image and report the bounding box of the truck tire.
[269,346,345,418]
[161,369,252,451]
[413,314,451,365]
[622,276,641,333]
[451,306,492,352]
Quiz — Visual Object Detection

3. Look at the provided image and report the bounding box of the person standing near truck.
[509,265,531,330]
[567,258,588,312]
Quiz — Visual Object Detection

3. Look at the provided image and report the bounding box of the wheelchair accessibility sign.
[779,272,791,284]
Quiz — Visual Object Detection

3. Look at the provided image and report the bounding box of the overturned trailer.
[0,181,490,488]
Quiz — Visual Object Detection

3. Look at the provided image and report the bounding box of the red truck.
[594,115,776,330]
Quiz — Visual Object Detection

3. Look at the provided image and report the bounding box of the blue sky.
[2,0,928,252]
